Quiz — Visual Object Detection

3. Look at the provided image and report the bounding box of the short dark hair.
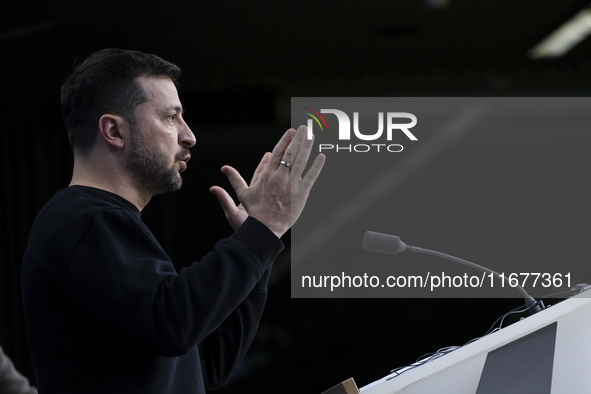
[60,48,181,155]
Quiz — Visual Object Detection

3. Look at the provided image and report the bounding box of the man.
[21,48,325,393]
[0,345,37,394]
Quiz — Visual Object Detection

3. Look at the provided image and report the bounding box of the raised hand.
[210,125,325,238]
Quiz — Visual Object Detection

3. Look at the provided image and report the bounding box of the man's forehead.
[136,75,180,104]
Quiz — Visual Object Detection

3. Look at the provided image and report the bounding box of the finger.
[268,128,294,170]
[300,153,326,191]
[209,186,238,215]
[209,186,246,231]
[250,152,271,186]
[290,125,315,178]
[291,124,309,158]
[220,165,249,195]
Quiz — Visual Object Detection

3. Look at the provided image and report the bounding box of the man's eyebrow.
[164,105,184,114]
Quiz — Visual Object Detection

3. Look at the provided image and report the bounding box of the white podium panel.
[360,291,591,394]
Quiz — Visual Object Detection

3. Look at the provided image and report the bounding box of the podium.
[355,291,591,394]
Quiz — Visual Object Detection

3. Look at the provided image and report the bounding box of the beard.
[126,126,184,196]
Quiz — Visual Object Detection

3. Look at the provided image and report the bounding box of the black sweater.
[22,186,283,393]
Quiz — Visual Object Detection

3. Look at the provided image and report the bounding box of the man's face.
[125,76,196,196]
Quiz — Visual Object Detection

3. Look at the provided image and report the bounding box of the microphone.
[363,231,545,314]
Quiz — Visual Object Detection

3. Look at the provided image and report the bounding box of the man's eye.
[169,114,176,121]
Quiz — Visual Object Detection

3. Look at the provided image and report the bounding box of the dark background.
[2,1,591,392]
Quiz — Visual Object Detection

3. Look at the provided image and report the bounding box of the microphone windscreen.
[363,231,407,255]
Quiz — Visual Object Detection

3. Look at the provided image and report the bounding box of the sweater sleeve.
[64,207,283,358]
[199,266,272,389]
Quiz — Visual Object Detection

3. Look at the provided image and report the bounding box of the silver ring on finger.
[280,160,292,169]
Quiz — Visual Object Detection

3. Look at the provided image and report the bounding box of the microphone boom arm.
[362,231,544,314]
[407,245,543,314]
[407,246,527,298]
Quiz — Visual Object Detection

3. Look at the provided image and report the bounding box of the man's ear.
[98,114,128,149]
